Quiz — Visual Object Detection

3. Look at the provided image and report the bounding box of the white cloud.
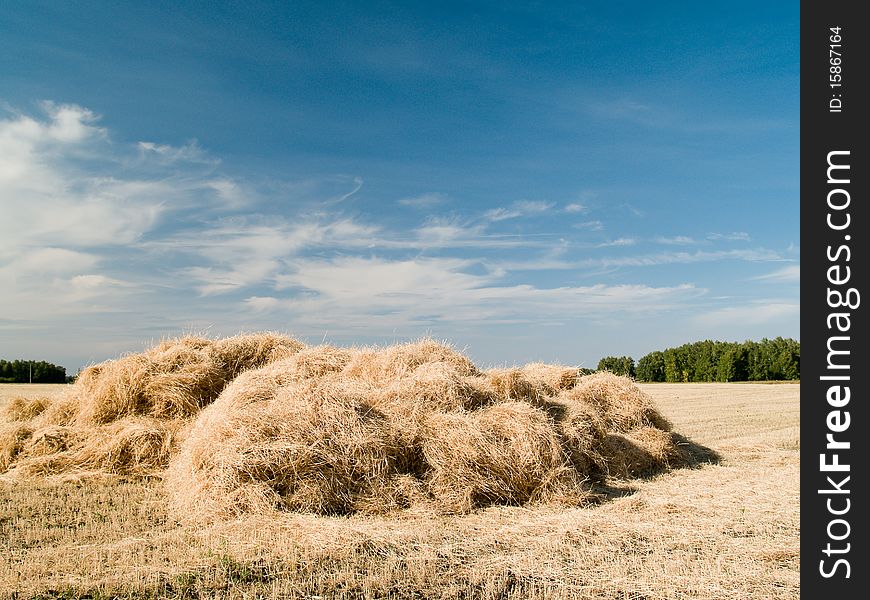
[0,100,799,371]
[41,101,104,142]
[0,105,170,252]
[415,220,484,245]
[572,220,604,231]
[693,301,799,327]
[137,140,214,164]
[752,265,800,283]
[244,296,283,312]
[398,192,447,208]
[588,98,655,124]
[655,235,697,245]
[707,231,750,241]
[597,237,636,248]
[250,256,705,329]
[67,274,127,295]
[332,176,364,203]
[203,178,250,209]
[167,217,383,295]
[587,248,782,268]
[483,200,554,221]
[2,247,97,274]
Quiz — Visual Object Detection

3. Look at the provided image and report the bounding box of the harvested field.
[0,342,799,599]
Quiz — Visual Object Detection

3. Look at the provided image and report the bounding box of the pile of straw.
[1,334,695,517]
[0,332,303,479]
[166,341,691,520]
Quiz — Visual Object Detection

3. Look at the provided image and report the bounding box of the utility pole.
[29,361,32,384]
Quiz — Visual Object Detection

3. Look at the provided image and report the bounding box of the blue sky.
[0,1,799,372]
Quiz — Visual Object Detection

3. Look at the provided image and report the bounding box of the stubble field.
[0,381,799,599]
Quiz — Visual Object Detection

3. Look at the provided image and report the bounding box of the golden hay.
[421,403,584,512]
[484,368,551,404]
[165,347,698,520]
[209,332,306,369]
[167,377,401,519]
[72,333,305,424]
[601,427,690,479]
[2,334,702,518]
[520,362,582,391]
[24,424,72,457]
[270,345,357,382]
[564,371,673,432]
[30,393,79,427]
[1,396,52,422]
[546,397,608,479]
[341,338,479,383]
[0,423,34,471]
[378,362,495,413]
[0,333,303,479]
[4,418,184,479]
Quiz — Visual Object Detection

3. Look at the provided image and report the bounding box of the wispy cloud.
[707,231,750,241]
[0,103,247,259]
[247,255,705,328]
[597,237,636,248]
[619,203,645,218]
[333,176,364,203]
[572,220,604,231]
[0,101,797,370]
[583,248,783,269]
[693,301,799,327]
[483,200,554,222]
[137,140,215,164]
[414,219,485,245]
[655,235,697,246]
[398,192,447,208]
[167,217,383,295]
[752,264,800,283]
[0,103,271,316]
[586,97,662,127]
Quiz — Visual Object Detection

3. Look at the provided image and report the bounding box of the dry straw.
[166,343,693,521]
[73,332,304,423]
[1,332,304,480]
[2,334,697,519]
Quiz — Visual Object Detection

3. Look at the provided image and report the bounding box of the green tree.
[638,338,799,383]
[596,356,636,377]
[636,351,666,382]
[0,359,66,383]
[716,345,749,382]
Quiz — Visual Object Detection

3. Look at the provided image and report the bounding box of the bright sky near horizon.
[0,1,799,373]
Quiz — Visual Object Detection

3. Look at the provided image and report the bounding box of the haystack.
[564,371,673,432]
[2,334,702,517]
[5,417,184,479]
[341,339,479,383]
[421,403,580,512]
[73,332,304,423]
[167,376,403,519]
[520,362,582,391]
[0,422,34,472]
[0,332,304,479]
[1,396,52,422]
[167,342,692,521]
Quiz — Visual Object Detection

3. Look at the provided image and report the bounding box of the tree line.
[0,360,69,384]
[597,337,800,382]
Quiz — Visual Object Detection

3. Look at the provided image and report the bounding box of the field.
[1,381,799,599]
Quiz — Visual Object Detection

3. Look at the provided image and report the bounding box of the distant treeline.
[597,337,800,382]
[0,360,68,384]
